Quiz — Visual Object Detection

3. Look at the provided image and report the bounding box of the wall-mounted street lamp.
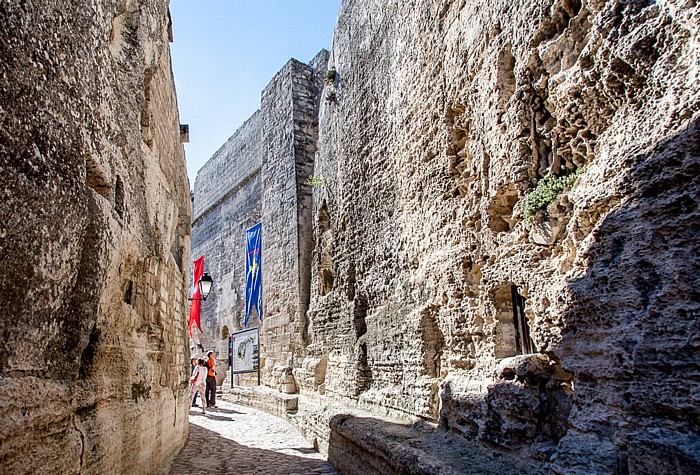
[189,272,213,301]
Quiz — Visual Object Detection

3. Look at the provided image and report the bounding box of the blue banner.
[245,222,262,325]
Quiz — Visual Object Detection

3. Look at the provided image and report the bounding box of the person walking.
[190,357,200,407]
[190,359,207,414]
[205,351,217,408]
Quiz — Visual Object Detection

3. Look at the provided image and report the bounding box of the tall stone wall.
[261,55,328,391]
[191,51,328,388]
[0,1,192,474]
[191,111,263,363]
[301,0,699,473]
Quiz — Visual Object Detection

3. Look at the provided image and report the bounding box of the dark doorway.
[511,286,535,355]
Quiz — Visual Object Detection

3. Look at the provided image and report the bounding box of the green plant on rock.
[325,67,337,85]
[325,86,336,103]
[521,168,580,228]
[307,175,325,187]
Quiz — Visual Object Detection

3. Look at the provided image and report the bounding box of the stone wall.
[192,0,699,472]
[191,51,328,388]
[0,1,192,474]
[299,0,699,472]
[191,111,263,367]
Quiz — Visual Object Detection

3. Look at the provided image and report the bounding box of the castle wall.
[191,111,263,363]
[190,52,327,389]
[302,0,700,472]
[260,56,327,391]
[0,1,191,473]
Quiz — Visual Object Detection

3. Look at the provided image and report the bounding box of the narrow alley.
[167,401,338,475]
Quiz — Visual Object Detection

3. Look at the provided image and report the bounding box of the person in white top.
[189,359,208,414]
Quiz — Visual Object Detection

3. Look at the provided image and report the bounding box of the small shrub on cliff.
[325,67,337,85]
[521,168,580,228]
[307,175,325,187]
[325,86,336,103]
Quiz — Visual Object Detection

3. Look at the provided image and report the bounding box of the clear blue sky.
[169,1,342,188]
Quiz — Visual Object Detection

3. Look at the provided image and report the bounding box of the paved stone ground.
[168,400,339,475]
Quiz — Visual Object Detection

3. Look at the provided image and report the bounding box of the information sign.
[230,327,259,375]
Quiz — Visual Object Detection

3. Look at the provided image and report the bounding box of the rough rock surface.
[304,0,699,473]
[0,1,192,474]
[192,0,699,473]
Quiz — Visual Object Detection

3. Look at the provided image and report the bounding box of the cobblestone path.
[168,400,339,475]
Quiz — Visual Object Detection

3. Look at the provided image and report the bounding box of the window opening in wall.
[511,286,535,355]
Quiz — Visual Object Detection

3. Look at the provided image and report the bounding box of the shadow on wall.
[554,117,700,473]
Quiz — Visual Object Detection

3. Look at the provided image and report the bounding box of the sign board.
[230,327,259,375]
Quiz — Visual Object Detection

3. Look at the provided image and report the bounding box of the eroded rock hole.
[355,342,372,395]
[318,202,334,295]
[419,307,444,378]
[346,261,356,301]
[445,103,473,198]
[85,155,110,198]
[531,0,582,46]
[79,326,101,378]
[319,203,330,232]
[496,46,516,110]
[487,185,519,233]
[315,354,328,390]
[320,267,334,295]
[114,175,124,219]
[123,280,133,305]
[353,295,368,338]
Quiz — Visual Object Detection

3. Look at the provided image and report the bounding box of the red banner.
[188,255,204,337]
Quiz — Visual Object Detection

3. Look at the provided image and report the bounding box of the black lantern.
[189,272,213,301]
[198,273,213,300]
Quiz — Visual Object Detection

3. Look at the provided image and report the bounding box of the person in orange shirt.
[205,351,217,408]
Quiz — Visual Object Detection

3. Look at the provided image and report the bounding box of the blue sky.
[169,1,342,188]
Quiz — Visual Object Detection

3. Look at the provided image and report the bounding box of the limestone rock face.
[304,0,699,472]
[0,1,191,474]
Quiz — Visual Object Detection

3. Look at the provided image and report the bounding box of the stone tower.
[191,50,329,390]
